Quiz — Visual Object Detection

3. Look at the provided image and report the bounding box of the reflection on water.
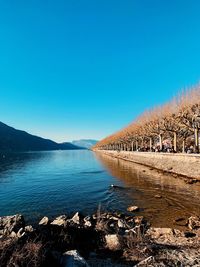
[95,152,200,229]
[1,150,200,228]
[0,150,131,224]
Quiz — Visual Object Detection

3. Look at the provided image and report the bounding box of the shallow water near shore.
[0,150,200,228]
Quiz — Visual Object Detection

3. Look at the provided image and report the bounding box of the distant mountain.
[0,122,81,152]
[60,142,86,150]
[71,139,98,149]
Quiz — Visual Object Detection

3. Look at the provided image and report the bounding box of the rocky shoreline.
[1,212,200,266]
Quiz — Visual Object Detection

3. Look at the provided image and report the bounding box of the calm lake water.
[1,150,200,228]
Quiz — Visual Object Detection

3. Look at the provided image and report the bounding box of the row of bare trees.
[94,85,200,153]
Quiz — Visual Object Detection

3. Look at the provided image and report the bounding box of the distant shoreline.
[0,148,86,154]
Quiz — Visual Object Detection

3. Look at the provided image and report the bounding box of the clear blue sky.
[1,0,200,142]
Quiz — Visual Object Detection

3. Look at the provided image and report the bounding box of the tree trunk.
[159,134,163,151]
[150,137,152,152]
[136,140,138,151]
[173,132,177,152]
[182,139,185,153]
[141,138,144,148]
[194,128,199,153]
[131,141,134,151]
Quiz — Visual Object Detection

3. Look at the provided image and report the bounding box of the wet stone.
[71,212,80,225]
[0,214,25,236]
[39,216,49,226]
[174,217,187,227]
[51,215,67,226]
[127,206,139,212]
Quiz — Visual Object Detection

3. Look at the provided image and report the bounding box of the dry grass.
[0,238,46,267]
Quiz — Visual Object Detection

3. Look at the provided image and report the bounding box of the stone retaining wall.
[96,150,200,179]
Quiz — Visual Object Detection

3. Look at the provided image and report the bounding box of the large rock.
[51,215,67,226]
[0,214,25,236]
[60,250,90,267]
[147,227,174,239]
[24,225,34,233]
[105,234,121,251]
[84,216,92,227]
[39,216,49,226]
[188,216,200,230]
[71,212,80,225]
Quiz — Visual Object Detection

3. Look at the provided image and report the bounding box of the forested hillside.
[0,122,80,152]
